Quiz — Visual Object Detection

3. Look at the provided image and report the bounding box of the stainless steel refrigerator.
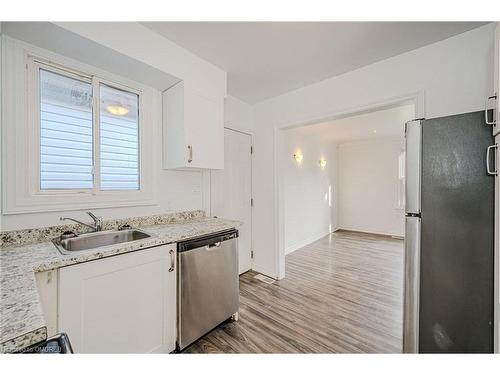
[403,111,495,353]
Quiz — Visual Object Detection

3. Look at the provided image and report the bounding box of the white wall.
[54,22,226,96]
[282,129,337,254]
[1,173,206,231]
[1,95,251,231]
[252,23,495,278]
[338,139,404,237]
[224,96,254,134]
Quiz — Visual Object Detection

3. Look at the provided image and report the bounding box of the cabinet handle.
[486,144,498,176]
[485,94,497,125]
[187,145,193,163]
[168,250,175,272]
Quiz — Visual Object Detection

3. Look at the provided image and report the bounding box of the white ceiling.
[286,104,415,144]
[142,22,487,104]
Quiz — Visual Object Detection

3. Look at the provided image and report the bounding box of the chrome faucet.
[60,211,103,232]
[86,212,103,231]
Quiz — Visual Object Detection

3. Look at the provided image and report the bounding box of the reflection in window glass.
[99,84,139,190]
[39,69,93,190]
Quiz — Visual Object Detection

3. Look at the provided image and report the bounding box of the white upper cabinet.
[162,82,224,169]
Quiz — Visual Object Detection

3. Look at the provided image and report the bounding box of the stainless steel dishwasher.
[177,229,239,350]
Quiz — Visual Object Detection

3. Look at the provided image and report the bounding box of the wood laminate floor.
[184,230,404,353]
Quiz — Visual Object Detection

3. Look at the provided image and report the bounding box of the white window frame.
[30,57,143,195]
[96,79,143,194]
[2,36,158,214]
[29,57,95,195]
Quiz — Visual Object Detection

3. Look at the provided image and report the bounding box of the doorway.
[280,103,414,252]
[277,100,416,352]
[211,128,253,274]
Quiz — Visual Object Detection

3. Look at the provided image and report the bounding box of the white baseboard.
[285,230,331,255]
[336,226,404,238]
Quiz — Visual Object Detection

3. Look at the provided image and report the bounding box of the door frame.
[274,91,425,353]
[209,126,254,272]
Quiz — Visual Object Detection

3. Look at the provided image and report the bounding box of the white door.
[211,128,252,274]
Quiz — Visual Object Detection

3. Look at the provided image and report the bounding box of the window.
[37,61,140,192]
[2,41,156,214]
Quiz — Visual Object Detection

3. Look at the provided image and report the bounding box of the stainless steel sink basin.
[53,229,152,254]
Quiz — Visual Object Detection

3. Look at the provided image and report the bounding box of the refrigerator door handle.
[485,94,497,125]
[486,144,498,176]
[405,119,422,214]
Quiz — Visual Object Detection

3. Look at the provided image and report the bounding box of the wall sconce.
[293,151,303,164]
[319,158,327,169]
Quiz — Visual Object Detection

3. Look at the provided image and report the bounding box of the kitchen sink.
[53,229,152,254]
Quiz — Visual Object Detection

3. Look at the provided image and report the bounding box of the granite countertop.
[0,216,240,353]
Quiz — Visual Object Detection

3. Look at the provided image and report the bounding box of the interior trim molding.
[285,229,331,255]
[336,226,404,239]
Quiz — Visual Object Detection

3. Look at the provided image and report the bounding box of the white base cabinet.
[58,244,177,353]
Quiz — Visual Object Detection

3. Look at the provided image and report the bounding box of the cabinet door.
[185,90,224,169]
[58,245,176,353]
[162,83,224,170]
[162,83,187,169]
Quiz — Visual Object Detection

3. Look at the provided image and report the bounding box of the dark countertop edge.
[0,327,47,354]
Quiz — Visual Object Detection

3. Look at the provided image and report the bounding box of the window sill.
[2,192,157,215]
